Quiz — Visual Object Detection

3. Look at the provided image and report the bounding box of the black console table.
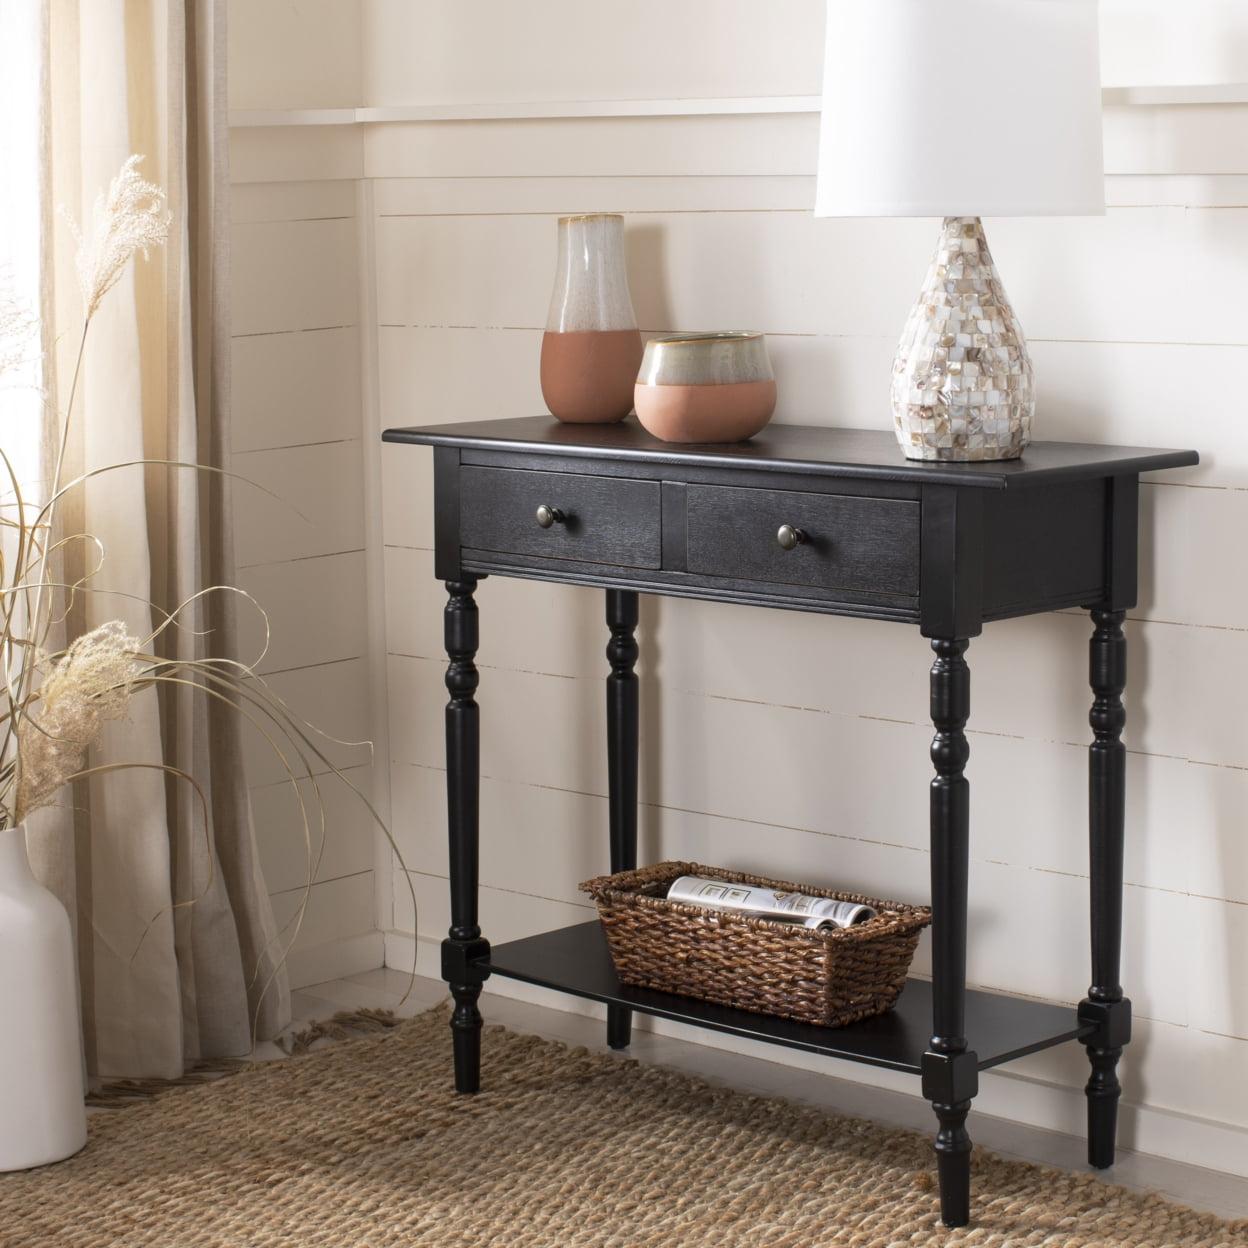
[382,416,1197,1228]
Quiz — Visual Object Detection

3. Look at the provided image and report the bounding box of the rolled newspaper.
[666,875,876,929]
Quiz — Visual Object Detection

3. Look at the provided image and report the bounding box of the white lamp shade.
[815,0,1105,217]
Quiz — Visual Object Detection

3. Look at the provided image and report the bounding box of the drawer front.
[460,465,662,569]
[686,484,920,595]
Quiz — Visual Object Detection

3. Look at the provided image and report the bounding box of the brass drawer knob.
[776,524,807,551]
[535,504,566,529]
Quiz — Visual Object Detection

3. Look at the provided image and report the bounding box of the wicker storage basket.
[580,861,931,1028]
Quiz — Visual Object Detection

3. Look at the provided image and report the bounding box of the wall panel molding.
[230,101,1248,187]
[230,86,1248,130]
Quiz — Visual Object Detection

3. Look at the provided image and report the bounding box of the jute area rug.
[1,1006,1243,1247]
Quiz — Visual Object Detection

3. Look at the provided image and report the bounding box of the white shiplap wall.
[228,10,381,988]
[228,0,1248,1172]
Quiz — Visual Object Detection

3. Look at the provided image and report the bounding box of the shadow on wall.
[627,223,672,336]
[638,594,664,869]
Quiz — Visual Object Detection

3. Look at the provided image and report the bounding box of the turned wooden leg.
[605,589,640,1050]
[1080,608,1132,1168]
[442,577,489,1093]
[922,638,978,1229]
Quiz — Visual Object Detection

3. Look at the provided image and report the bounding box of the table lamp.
[815,0,1105,462]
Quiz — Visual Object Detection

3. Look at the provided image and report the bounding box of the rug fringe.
[88,1009,406,1106]
[277,1008,403,1057]
[87,1058,253,1107]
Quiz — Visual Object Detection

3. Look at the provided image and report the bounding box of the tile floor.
[262,969,1248,1224]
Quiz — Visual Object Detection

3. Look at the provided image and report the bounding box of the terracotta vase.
[540,214,643,424]
[634,333,777,444]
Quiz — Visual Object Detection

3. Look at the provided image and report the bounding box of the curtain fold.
[7,0,290,1079]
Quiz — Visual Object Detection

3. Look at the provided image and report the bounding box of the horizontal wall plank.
[396,869,596,950]
[362,0,825,108]
[1105,174,1248,208]
[380,442,434,552]
[234,439,364,567]
[270,870,375,954]
[233,325,361,454]
[242,657,373,789]
[254,764,376,895]
[1139,485,1248,625]
[374,174,813,218]
[230,126,364,185]
[238,550,368,674]
[1187,893,1248,1040]
[364,114,822,181]
[1103,104,1248,175]
[374,173,1248,218]
[1100,0,1248,88]
[229,0,361,112]
[230,179,357,224]
[360,107,1248,183]
[375,208,1248,349]
[232,218,358,336]
[376,325,543,431]
[288,930,385,991]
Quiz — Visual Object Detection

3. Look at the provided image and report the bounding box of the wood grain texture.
[604,589,640,1050]
[387,417,1197,491]
[686,483,920,596]
[460,465,662,569]
[489,922,1089,1074]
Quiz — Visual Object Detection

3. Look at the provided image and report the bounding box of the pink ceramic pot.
[634,333,777,444]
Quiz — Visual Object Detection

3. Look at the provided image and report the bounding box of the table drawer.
[461,465,662,569]
[686,484,920,596]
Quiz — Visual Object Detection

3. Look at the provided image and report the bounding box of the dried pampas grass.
[15,621,142,822]
[0,155,417,1026]
[63,155,170,317]
[0,274,39,380]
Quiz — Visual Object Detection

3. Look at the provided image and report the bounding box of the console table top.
[383,416,1198,490]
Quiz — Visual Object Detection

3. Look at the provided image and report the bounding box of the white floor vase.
[0,824,87,1169]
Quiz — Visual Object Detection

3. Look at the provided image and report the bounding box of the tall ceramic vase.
[0,824,87,1170]
[540,213,643,424]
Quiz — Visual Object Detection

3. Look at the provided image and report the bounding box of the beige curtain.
[13,0,290,1078]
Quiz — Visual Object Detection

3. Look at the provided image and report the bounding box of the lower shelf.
[486,921,1093,1076]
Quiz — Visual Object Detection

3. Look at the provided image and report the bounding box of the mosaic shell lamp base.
[892,217,1034,463]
